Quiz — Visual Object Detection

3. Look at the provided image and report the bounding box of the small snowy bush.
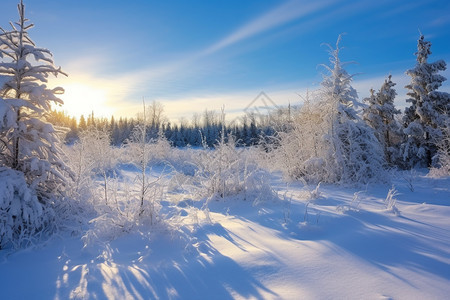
[385,187,400,215]
[336,190,364,213]
[63,125,169,247]
[82,174,165,248]
[124,133,171,166]
[186,135,276,204]
[80,124,170,247]
[0,167,52,249]
[64,127,121,206]
[429,125,450,177]
[166,147,198,176]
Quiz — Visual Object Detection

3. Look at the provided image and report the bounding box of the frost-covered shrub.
[82,121,168,247]
[182,135,276,203]
[429,125,450,177]
[63,118,171,246]
[0,167,52,249]
[82,174,165,248]
[124,133,171,166]
[80,128,118,174]
[126,123,163,216]
[64,127,167,245]
[273,99,328,182]
[385,187,399,215]
[65,127,120,205]
[148,136,172,163]
[166,147,198,176]
[336,190,364,213]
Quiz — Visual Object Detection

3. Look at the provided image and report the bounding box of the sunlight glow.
[57,82,113,120]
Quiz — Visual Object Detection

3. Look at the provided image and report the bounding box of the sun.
[55,81,114,120]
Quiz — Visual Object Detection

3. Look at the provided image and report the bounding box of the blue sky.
[2,0,450,120]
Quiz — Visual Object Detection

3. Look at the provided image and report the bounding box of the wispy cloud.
[117,0,337,90]
[203,0,335,55]
[379,0,430,19]
[429,15,450,28]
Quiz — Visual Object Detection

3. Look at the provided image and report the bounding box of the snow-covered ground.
[1,169,449,300]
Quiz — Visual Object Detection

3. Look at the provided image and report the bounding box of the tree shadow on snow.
[207,194,450,289]
[207,197,324,242]
[54,224,278,299]
[324,209,450,286]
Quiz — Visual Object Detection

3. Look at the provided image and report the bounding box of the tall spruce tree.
[402,35,450,167]
[363,75,402,165]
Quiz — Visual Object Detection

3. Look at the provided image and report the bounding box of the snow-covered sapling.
[0,0,72,247]
[127,102,164,223]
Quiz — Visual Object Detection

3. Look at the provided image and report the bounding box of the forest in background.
[48,103,282,148]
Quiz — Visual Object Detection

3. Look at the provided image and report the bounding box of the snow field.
[1,166,449,299]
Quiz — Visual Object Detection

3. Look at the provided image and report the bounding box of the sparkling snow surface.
[1,170,449,299]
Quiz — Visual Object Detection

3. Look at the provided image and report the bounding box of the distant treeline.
[47,103,296,147]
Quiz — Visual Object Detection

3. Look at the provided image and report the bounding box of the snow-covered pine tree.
[363,75,402,165]
[0,0,72,247]
[318,35,385,183]
[276,35,385,184]
[402,35,450,167]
